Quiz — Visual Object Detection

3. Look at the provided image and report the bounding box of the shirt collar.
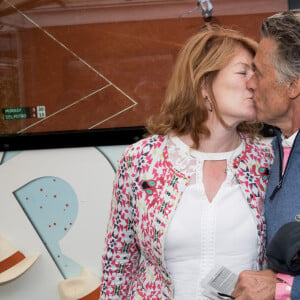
[281,130,299,147]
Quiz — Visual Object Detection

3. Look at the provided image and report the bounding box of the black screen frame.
[0,126,147,151]
[0,124,276,151]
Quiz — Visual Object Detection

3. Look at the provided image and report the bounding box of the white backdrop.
[0,145,126,300]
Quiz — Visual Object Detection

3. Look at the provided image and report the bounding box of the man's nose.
[246,73,257,92]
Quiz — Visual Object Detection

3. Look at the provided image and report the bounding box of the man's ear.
[288,77,300,99]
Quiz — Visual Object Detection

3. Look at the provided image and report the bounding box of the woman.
[100,25,273,299]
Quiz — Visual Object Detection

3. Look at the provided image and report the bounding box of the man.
[232,10,300,300]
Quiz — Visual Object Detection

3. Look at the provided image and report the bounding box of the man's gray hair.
[260,10,300,83]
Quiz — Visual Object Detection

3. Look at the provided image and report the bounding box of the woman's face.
[211,47,256,127]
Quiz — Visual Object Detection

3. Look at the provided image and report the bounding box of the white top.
[164,136,258,299]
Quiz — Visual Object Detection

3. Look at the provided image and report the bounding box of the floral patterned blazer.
[100,135,274,299]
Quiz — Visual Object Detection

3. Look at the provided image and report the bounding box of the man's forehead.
[254,38,275,67]
[257,38,276,57]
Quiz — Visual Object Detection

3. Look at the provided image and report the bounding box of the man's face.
[247,38,291,126]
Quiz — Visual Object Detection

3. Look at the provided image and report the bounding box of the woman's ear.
[288,77,300,99]
[201,90,208,99]
[200,78,208,99]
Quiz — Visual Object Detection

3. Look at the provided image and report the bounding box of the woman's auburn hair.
[146,24,262,149]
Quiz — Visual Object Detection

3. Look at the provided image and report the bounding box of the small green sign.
[2,107,31,120]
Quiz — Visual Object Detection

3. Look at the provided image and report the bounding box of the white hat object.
[0,235,40,284]
[58,268,101,300]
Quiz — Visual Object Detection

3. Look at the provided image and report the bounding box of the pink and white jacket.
[100,135,274,299]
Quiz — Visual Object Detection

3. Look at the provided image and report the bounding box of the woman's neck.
[180,126,241,153]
